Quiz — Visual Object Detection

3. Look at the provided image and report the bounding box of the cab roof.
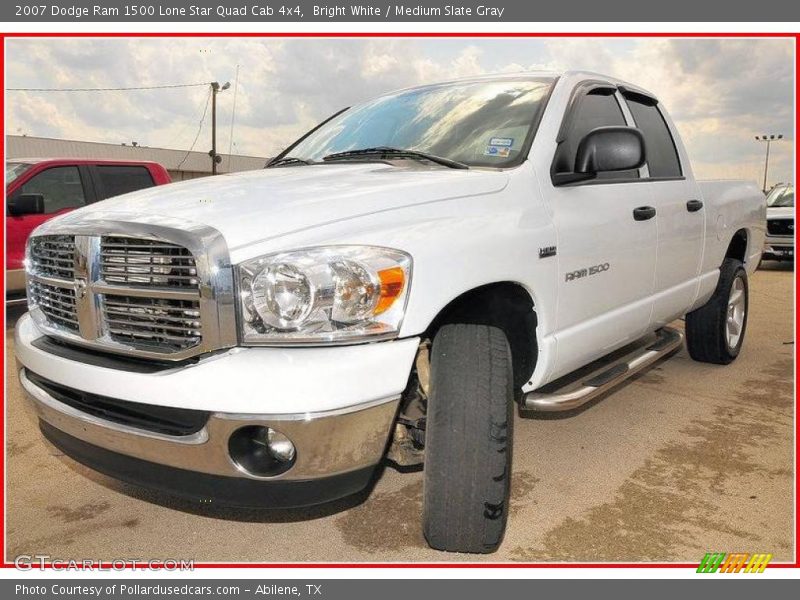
[386,70,658,103]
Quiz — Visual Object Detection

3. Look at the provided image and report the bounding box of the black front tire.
[685,258,748,365]
[422,323,513,553]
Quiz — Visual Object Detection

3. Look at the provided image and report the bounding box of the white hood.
[52,163,509,251]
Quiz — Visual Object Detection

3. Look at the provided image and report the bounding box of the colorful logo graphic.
[696,552,773,573]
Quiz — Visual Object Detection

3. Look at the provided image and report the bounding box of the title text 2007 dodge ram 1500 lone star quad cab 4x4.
[15,71,765,554]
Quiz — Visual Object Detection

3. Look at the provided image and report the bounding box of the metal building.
[6,135,269,181]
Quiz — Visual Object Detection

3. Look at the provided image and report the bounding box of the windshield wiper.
[266,156,314,168]
[322,146,469,170]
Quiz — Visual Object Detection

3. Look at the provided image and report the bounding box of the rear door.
[545,84,658,379]
[621,91,704,327]
[90,164,157,200]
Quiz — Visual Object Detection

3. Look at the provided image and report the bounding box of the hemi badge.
[539,246,557,259]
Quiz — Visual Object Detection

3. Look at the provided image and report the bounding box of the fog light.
[228,426,297,477]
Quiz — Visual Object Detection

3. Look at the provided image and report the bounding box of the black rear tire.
[422,323,513,553]
[685,258,748,365]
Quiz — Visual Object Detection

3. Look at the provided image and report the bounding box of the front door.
[546,87,658,380]
[7,165,90,274]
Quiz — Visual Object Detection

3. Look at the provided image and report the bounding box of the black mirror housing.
[8,193,45,216]
[574,126,646,175]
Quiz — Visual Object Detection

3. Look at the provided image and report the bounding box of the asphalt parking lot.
[5,262,795,563]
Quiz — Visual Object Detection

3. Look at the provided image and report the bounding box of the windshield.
[285,77,555,169]
[767,185,795,208]
[6,162,32,185]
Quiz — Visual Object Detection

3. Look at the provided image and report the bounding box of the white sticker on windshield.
[489,137,514,147]
[484,145,511,157]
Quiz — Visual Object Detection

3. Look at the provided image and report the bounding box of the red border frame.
[1,30,797,571]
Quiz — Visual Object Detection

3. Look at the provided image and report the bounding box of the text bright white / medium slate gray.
[5,0,800,21]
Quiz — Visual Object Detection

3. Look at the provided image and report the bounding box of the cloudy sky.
[5,37,795,186]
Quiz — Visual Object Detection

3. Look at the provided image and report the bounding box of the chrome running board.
[522,327,684,412]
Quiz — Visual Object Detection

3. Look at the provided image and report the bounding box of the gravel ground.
[4,261,794,563]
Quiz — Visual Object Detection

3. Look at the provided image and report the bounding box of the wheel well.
[726,229,748,263]
[427,282,537,396]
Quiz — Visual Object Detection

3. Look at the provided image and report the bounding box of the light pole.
[755,134,783,194]
[210,81,231,175]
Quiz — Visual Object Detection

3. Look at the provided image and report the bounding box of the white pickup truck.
[15,71,765,554]
[763,183,794,262]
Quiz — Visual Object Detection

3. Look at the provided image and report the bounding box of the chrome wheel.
[726,276,746,350]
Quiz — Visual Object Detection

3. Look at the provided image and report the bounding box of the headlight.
[237,246,412,345]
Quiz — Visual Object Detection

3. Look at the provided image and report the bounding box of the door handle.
[633,206,657,221]
[686,199,704,212]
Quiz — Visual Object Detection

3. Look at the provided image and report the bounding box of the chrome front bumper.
[763,236,794,259]
[764,237,793,248]
[20,367,399,486]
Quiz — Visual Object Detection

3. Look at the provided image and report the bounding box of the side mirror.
[575,126,645,175]
[7,193,45,216]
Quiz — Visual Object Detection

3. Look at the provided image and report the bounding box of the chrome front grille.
[26,231,216,359]
[28,235,76,279]
[104,295,202,350]
[27,280,79,332]
[100,236,200,289]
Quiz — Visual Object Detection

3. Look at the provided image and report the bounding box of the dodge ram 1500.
[14,71,766,554]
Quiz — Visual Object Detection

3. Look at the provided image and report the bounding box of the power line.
[175,89,212,170]
[160,87,216,150]
[8,82,209,92]
[227,65,240,172]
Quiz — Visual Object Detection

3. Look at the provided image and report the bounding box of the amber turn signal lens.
[375,267,405,315]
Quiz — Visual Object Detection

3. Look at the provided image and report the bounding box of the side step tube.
[523,327,684,412]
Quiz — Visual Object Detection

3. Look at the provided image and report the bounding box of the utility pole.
[755,134,783,194]
[210,81,230,175]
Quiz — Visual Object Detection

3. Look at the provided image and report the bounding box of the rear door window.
[624,96,683,178]
[95,165,156,199]
[19,166,87,214]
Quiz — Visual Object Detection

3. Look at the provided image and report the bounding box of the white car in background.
[762,184,794,263]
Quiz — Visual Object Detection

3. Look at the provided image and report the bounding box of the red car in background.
[5,158,171,302]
